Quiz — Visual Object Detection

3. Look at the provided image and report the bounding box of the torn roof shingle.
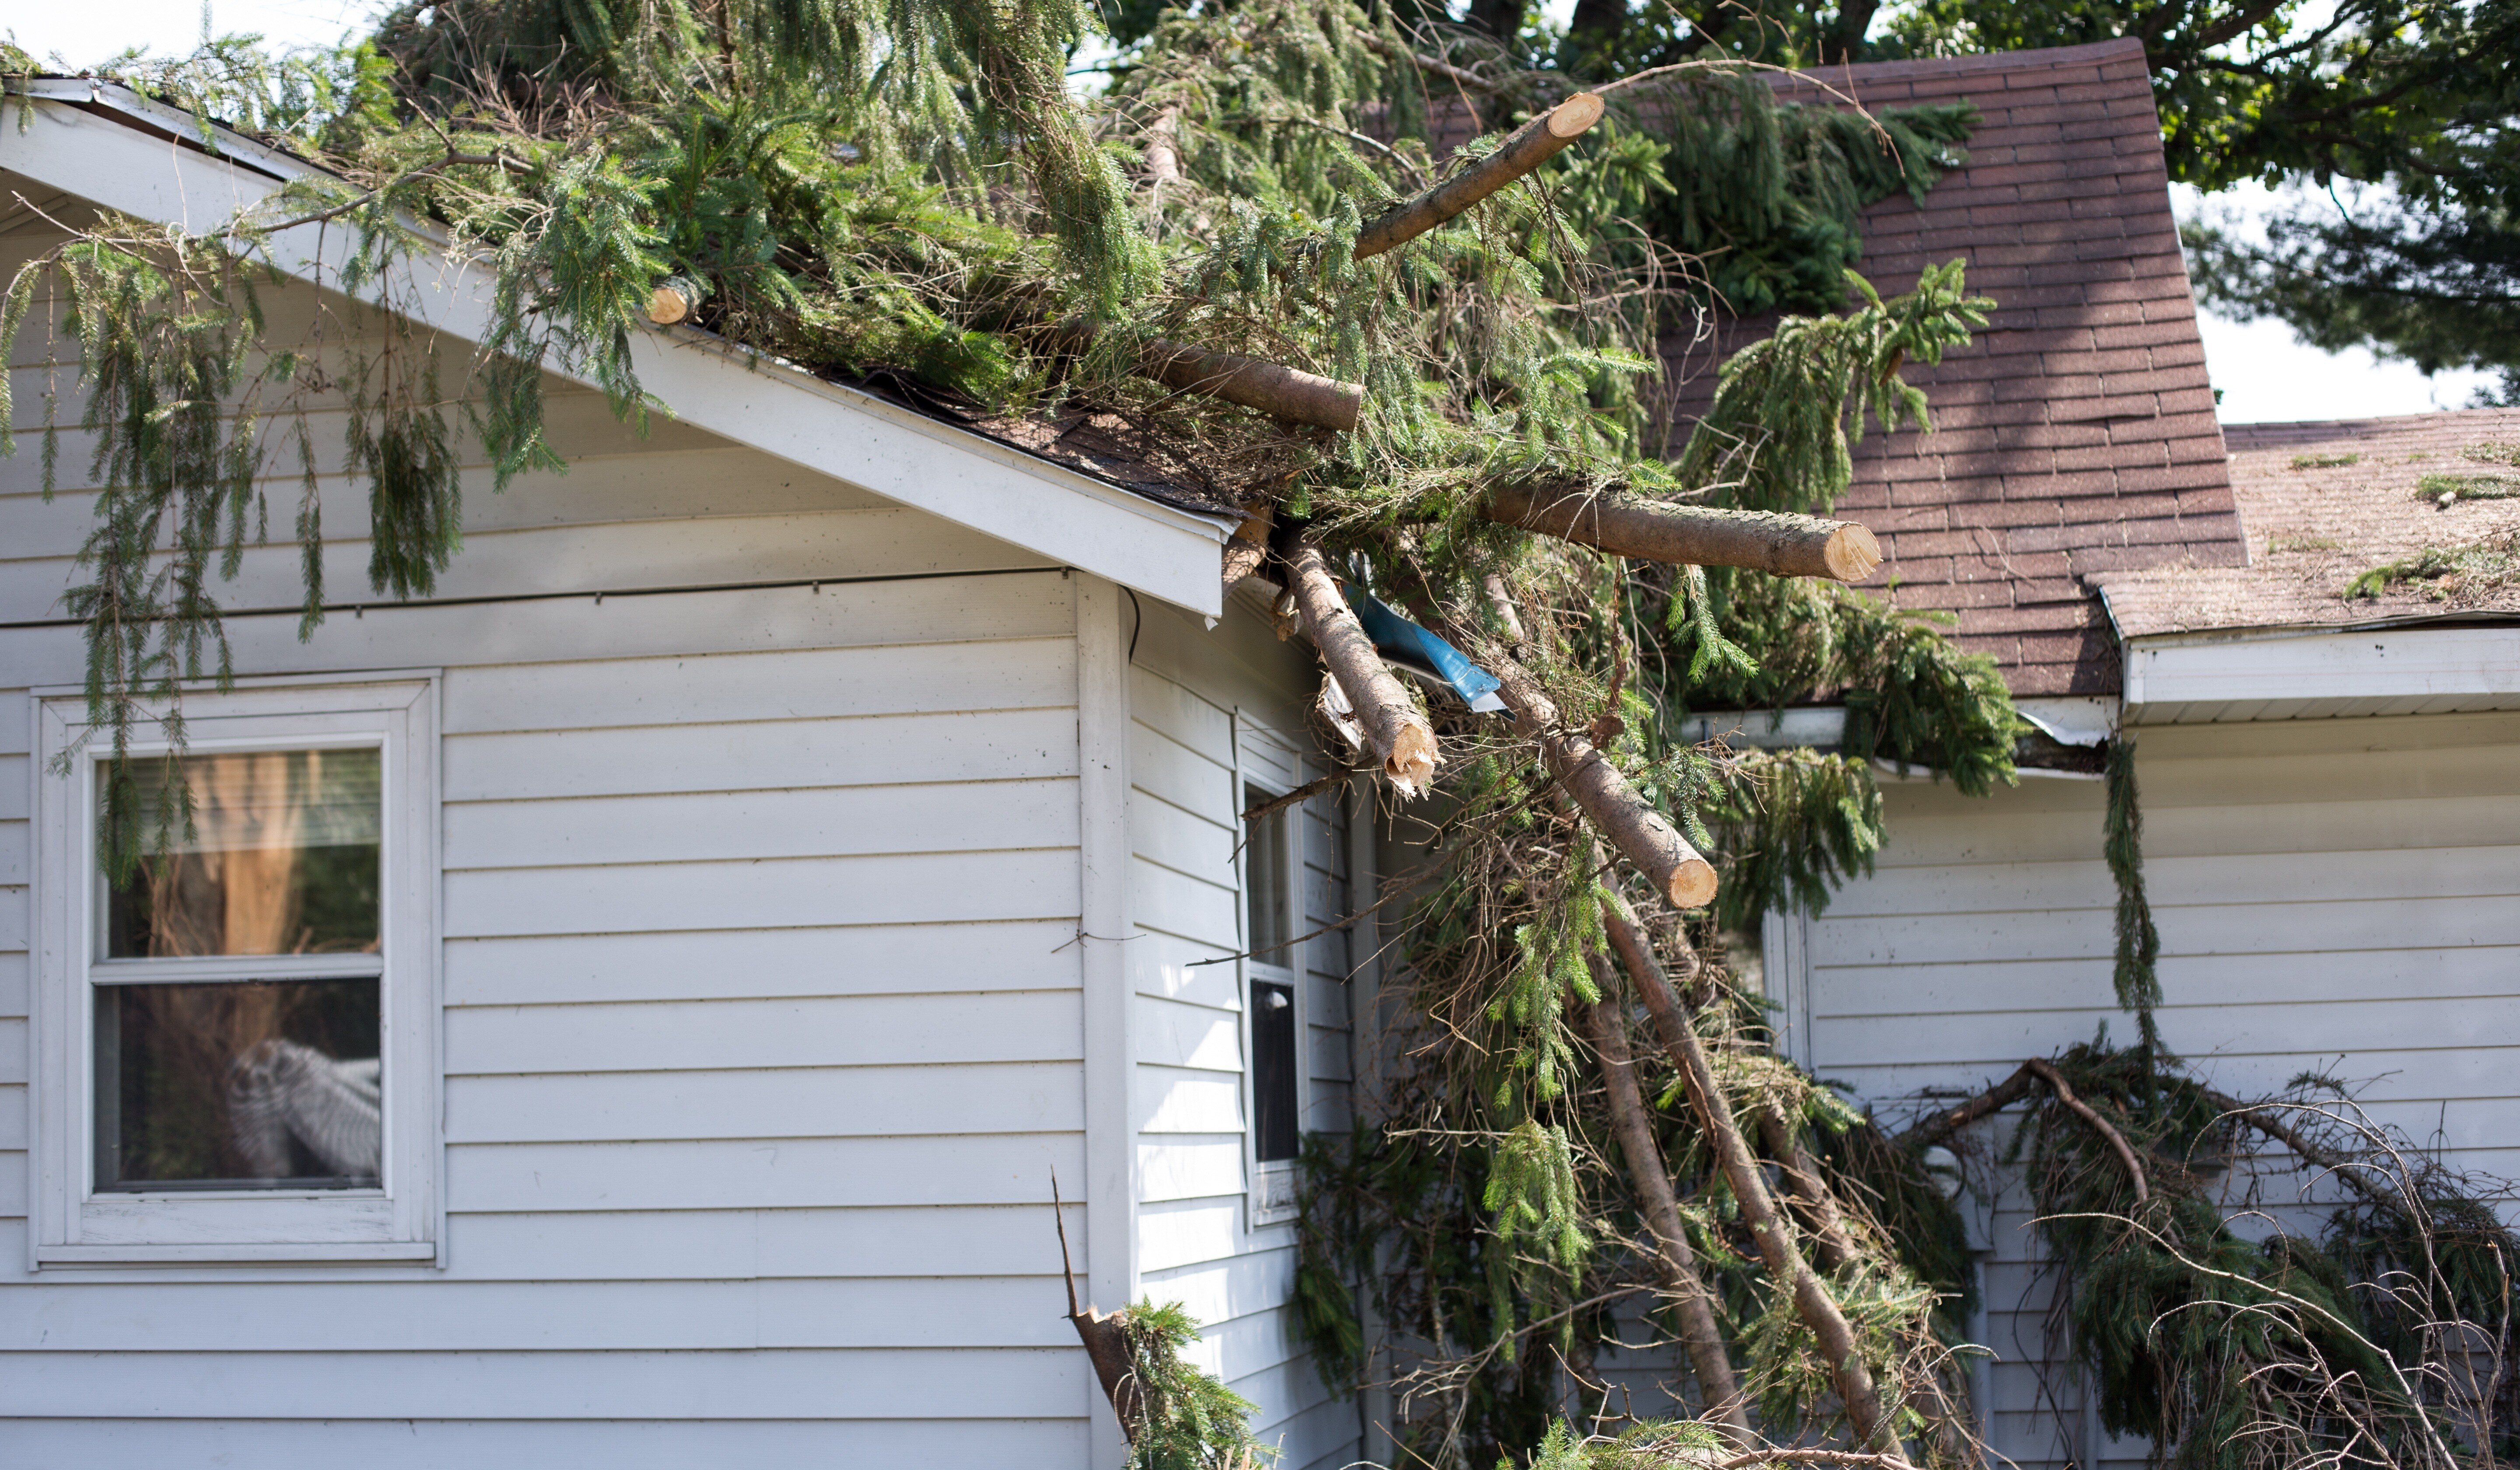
[1669,38,2245,696]
[2096,406,2520,637]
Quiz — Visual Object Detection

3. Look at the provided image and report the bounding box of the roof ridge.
[1772,37,2148,89]
[2222,406,2520,445]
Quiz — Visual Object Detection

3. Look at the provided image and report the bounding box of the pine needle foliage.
[1115,1298,1275,1470]
[2103,741,2163,1055]
[1638,75,1975,318]
[2016,1043,2520,1468]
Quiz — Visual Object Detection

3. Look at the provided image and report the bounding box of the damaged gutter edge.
[1680,696,2120,780]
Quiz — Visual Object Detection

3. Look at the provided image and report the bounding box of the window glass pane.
[1244,783,1290,962]
[1251,980,1298,1162]
[103,748,382,957]
[94,978,382,1190]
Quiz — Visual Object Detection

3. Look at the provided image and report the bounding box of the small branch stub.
[1484,482,1883,582]
[1354,92,1606,259]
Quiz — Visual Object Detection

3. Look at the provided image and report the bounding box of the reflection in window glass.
[94,978,382,1190]
[1243,783,1290,963]
[103,748,382,958]
[1251,980,1298,1162]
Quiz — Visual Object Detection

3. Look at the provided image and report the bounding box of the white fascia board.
[0,89,1228,616]
[2124,624,2520,713]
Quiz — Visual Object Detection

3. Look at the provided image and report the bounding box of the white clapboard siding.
[1798,710,2520,1469]
[0,243,1129,1459]
[444,919,1082,1006]
[0,1346,1085,1418]
[0,1417,1082,1470]
[1124,592,1363,1469]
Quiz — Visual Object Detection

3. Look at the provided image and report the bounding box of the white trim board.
[0,86,1230,616]
[1678,696,2116,749]
[2123,625,2520,725]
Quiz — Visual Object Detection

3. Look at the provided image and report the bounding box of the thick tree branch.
[1599,889,1900,1453]
[1285,538,1439,793]
[1142,338,1363,431]
[1896,1061,2037,1152]
[1491,646,1718,907]
[1461,581,1718,908]
[1761,1103,1862,1273]
[1055,323,1364,431]
[1353,92,1604,259]
[2025,1057,2149,1206]
[1892,1059,2149,1205]
[1484,482,1883,581]
[1222,507,1274,587]
[1579,966,1754,1443]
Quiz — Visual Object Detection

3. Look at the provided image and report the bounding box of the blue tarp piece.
[1351,592,1506,713]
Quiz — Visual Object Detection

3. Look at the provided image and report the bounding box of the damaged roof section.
[1673,39,2246,697]
[2098,406,2520,637]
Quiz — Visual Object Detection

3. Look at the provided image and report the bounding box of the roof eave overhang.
[0,82,1230,616]
[2117,615,2520,725]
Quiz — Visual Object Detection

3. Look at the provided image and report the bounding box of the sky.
[8,0,2499,425]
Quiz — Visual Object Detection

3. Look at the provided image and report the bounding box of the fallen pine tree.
[24,6,2474,1469]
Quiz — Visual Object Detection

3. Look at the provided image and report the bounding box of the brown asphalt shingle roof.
[2096,407,2520,636]
[1675,38,2245,696]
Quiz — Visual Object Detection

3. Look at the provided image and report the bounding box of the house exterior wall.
[1782,709,2520,1467]
[0,249,1175,1461]
[1126,589,1363,1470]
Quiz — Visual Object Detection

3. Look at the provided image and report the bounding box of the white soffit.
[0,84,1229,616]
[2122,623,2520,725]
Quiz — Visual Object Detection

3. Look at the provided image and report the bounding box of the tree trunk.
[1285,538,1440,793]
[1580,971,1755,1442]
[1353,93,1604,259]
[1483,482,1883,582]
[1465,0,1530,42]
[1600,892,1900,1453]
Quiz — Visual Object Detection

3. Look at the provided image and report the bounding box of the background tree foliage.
[1102,0,2520,399]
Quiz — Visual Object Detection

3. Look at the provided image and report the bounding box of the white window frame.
[32,675,441,1267]
[1235,718,1308,1231]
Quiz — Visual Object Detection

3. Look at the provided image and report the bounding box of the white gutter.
[1680,695,2115,750]
[0,83,1232,616]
